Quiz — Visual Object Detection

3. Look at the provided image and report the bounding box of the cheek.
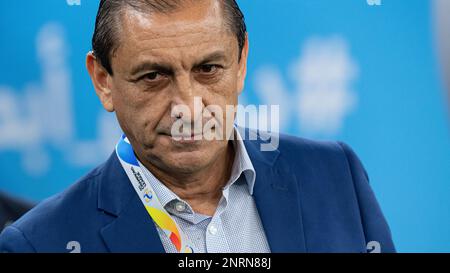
[111,83,168,139]
[204,71,239,104]
[201,81,239,134]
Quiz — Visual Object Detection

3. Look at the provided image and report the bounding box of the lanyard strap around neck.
[115,134,194,253]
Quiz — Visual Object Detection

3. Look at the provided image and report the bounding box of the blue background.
[0,0,449,252]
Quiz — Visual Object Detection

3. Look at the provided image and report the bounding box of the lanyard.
[115,134,194,253]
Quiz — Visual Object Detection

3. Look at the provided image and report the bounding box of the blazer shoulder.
[277,133,350,164]
[275,134,369,191]
[0,162,107,252]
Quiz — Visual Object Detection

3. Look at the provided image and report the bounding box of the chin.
[149,136,225,172]
[163,153,212,174]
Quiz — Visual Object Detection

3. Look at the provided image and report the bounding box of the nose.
[170,74,204,128]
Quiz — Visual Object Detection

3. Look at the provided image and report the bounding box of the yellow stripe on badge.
[145,205,182,249]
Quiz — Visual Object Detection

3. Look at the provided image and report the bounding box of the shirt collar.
[227,127,256,195]
[137,126,257,210]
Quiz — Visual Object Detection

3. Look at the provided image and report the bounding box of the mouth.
[159,132,203,142]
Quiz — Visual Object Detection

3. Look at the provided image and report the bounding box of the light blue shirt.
[138,129,271,253]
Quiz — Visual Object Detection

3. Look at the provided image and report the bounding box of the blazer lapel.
[244,135,307,253]
[97,153,165,253]
[100,194,165,253]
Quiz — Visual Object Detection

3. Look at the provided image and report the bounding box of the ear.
[86,52,115,112]
[236,34,249,95]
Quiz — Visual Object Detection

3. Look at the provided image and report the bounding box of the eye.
[197,64,220,74]
[142,71,165,82]
[135,71,170,89]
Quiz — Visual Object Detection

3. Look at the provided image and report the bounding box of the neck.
[141,142,235,216]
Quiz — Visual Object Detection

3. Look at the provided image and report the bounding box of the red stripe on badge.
[170,232,181,252]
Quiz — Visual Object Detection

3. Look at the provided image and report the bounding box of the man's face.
[103,0,247,174]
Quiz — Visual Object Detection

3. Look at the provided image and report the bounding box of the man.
[0,0,395,253]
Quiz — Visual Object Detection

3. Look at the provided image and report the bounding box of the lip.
[159,133,203,142]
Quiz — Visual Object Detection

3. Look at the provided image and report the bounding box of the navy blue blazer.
[0,133,395,253]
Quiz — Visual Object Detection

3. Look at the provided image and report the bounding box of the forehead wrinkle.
[122,24,236,62]
[130,31,234,51]
[132,26,227,43]
[124,8,226,38]
[126,15,228,46]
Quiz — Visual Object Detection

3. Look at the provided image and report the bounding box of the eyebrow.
[129,50,228,76]
[130,62,172,77]
[194,50,228,66]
